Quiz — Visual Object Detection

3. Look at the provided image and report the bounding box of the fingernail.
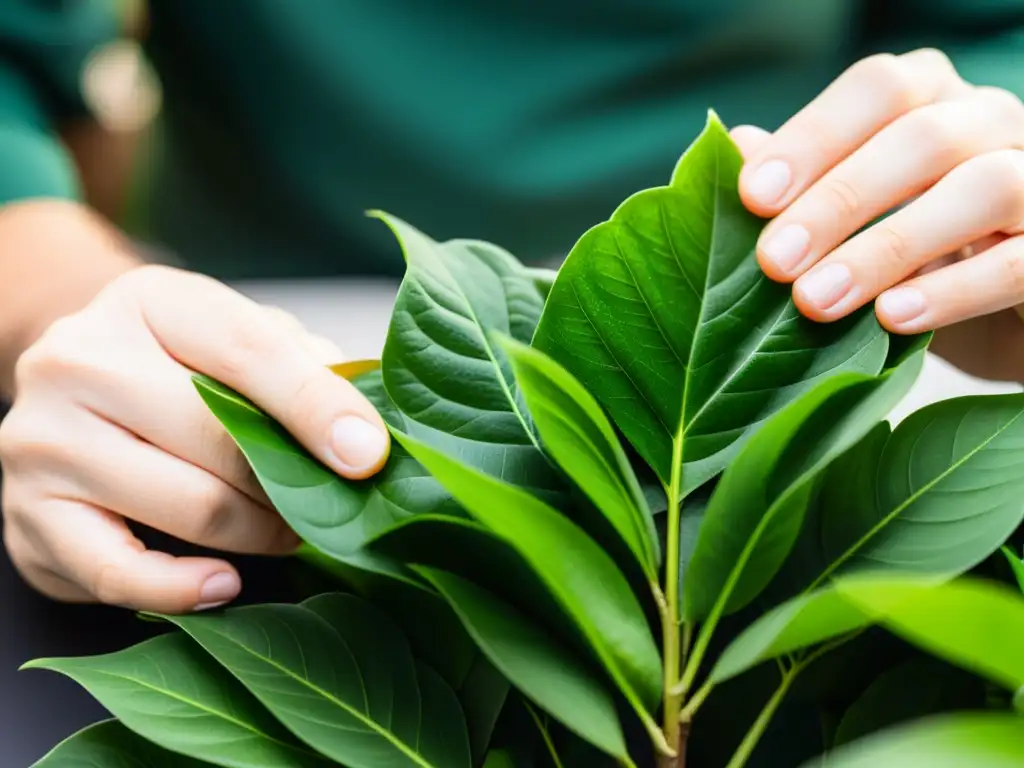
[798,263,853,310]
[877,287,927,324]
[747,159,792,205]
[330,415,388,473]
[762,224,810,273]
[196,572,240,611]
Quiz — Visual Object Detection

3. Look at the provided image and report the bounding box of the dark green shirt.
[4,0,1024,279]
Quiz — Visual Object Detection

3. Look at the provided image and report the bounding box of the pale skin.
[2,48,1023,614]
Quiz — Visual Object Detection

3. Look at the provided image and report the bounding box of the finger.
[67,412,298,554]
[22,499,241,613]
[729,125,771,159]
[875,234,1024,333]
[116,267,390,479]
[758,89,1024,280]
[56,323,270,505]
[3,521,91,602]
[740,49,967,215]
[791,149,1024,321]
[1,400,296,554]
[262,304,346,363]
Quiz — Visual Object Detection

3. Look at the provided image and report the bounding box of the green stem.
[525,702,565,768]
[661,462,685,762]
[724,666,799,768]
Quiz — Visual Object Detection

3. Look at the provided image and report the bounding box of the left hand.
[734,48,1024,382]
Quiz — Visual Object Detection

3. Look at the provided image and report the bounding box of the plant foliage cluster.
[25,113,1024,768]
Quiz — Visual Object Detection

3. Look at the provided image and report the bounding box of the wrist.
[0,199,140,397]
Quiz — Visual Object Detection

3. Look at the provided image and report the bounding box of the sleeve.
[0,1,120,205]
[860,0,1024,97]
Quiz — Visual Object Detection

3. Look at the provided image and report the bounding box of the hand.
[0,265,390,613]
[734,48,1024,382]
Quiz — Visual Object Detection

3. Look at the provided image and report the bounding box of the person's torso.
[142,0,860,279]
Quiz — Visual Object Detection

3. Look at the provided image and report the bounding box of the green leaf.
[32,720,213,768]
[833,657,985,748]
[710,585,871,684]
[483,751,519,768]
[390,432,663,729]
[804,713,1024,768]
[165,597,471,768]
[415,566,628,760]
[22,633,322,768]
[374,212,564,503]
[194,369,453,579]
[822,394,1024,578]
[500,336,659,579]
[456,654,512,765]
[305,552,511,758]
[835,576,1024,695]
[531,110,888,494]
[1002,545,1024,594]
[683,345,925,623]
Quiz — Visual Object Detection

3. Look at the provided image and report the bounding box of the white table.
[234,278,1023,425]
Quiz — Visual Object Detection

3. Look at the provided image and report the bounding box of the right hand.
[0,265,390,613]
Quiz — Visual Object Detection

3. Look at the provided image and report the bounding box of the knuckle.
[903,106,965,165]
[971,151,1024,220]
[821,175,863,219]
[107,263,180,298]
[855,53,917,111]
[871,224,913,271]
[211,315,285,386]
[1003,250,1024,297]
[186,480,238,544]
[90,560,126,605]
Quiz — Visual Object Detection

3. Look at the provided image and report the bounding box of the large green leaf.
[194,369,452,579]
[23,633,322,768]
[821,394,1024,578]
[32,720,213,768]
[298,542,511,761]
[500,336,659,579]
[833,657,985,748]
[836,576,1024,694]
[805,713,1024,767]
[391,433,663,731]
[374,212,564,502]
[165,597,471,768]
[415,566,628,759]
[683,345,926,624]
[531,111,888,495]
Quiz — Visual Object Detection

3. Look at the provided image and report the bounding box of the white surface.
[234,278,1023,424]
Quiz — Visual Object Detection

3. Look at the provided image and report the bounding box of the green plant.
[23,112,1024,767]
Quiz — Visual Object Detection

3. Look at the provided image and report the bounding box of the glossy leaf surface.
[23,633,321,768]
[416,567,627,759]
[501,336,659,578]
[806,713,1024,768]
[822,394,1024,577]
[711,585,870,684]
[393,432,662,723]
[376,213,564,503]
[532,112,888,494]
[684,345,925,623]
[167,598,470,768]
[194,370,451,578]
[32,720,213,768]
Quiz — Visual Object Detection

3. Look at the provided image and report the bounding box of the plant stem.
[724,665,799,768]
[660,459,685,762]
[525,703,565,768]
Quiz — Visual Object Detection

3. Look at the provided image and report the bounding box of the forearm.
[0,199,140,398]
